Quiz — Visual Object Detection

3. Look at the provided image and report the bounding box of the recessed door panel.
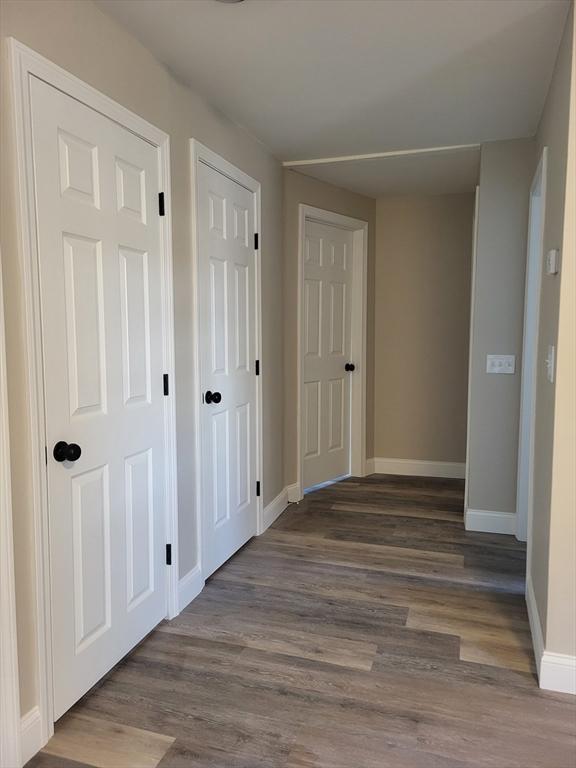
[115,158,146,223]
[58,129,100,207]
[63,233,106,418]
[233,204,249,247]
[120,246,151,406]
[305,235,322,266]
[210,259,228,375]
[212,410,230,526]
[329,281,346,356]
[234,264,249,372]
[304,381,321,458]
[328,378,345,451]
[72,465,111,652]
[304,279,321,358]
[236,403,250,511]
[125,450,154,610]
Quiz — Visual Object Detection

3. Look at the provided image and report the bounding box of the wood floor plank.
[27,475,576,768]
[42,713,174,768]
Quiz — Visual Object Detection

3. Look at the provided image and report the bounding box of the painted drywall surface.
[530,6,575,655]
[0,0,284,713]
[283,170,376,486]
[374,194,474,462]
[466,138,536,517]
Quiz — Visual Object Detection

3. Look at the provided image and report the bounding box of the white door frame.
[8,39,179,746]
[295,205,368,499]
[190,140,264,566]
[464,185,480,514]
[517,147,548,547]
[0,248,22,768]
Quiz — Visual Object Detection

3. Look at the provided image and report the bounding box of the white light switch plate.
[486,354,516,374]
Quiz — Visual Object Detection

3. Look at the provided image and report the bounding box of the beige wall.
[0,0,284,714]
[467,138,536,515]
[283,170,376,485]
[374,194,474,462]
[530,6,575,656]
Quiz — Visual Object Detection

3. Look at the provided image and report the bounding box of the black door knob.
[205,390,222,404]
[345,363,355,372]
[53,441,82,463]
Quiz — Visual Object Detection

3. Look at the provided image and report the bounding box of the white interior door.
[30,76,168,719]
[197,160,258,577]
[303,219,353,490]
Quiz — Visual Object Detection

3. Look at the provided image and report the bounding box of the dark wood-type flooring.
[28,475,576,768]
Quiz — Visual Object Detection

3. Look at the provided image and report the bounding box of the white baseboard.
[286,483,303,503]
[540,651,576,695]
[21,706,43,765]
[367,457,466,479]
[364,458,375,475]
[465,508,516,535]
[526,577,576,695]
[178,565,204,613]
[262,488,290,531]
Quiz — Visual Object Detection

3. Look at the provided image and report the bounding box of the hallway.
[29,476,575,768]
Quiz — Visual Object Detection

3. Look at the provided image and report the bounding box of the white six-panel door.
[197,160,258,577]
[30,76,168,718]
[303,219,354,490]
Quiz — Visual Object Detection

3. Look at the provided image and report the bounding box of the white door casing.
[30,75,169,719]
[297,206,368,496]
[302,220,353,490]
[518,148,548,547]
[0,248,22,768]
[193,147,261,578]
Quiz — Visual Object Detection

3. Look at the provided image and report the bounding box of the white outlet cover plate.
[486,354,516,374]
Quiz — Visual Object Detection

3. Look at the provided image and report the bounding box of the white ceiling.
[97,0,569,162]
[291,146,481,199]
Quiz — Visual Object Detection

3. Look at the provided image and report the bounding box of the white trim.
[286,483,303,503]
[297,205,368,494]
[178,566,205,613]
[283,143,481,168]
[189,140,264,576]
[526,576,545,667]
[8,38,179,748]
[369,457,465,479]
[464,185,480,512]
[526,576,576,695]
[465,508,516,535]
[20,707,42,766]
[364,458,375,476]
[540,652,576,695]
[517,148,548,545]
[0,250,22,768]
[261,488,290,532]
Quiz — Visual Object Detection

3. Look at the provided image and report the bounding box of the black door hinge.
[158,192,165,216]
[254,232,259,250]
[256,481,261,497]
[163,373,169,396]
[255,359,260,376]
[166,544,172,565]
[45,446,48,465]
